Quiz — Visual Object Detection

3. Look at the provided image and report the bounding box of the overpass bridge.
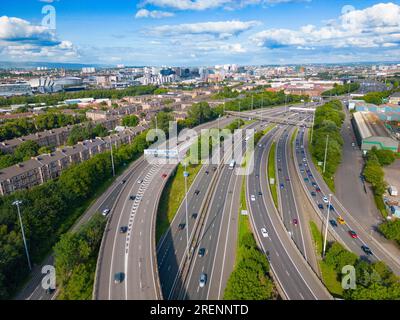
[226,111,313,128]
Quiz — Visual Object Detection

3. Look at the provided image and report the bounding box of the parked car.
[129,195,136,201]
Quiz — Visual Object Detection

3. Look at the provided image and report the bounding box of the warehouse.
[352,111,399,154]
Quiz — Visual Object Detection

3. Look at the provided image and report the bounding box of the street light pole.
[12,200,32,271]
[322,194,333,258]
[109,138,115,177]
[323,134,329,174]
[310,111,315,145]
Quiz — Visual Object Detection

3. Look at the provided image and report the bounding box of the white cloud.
[0,16,79,61]
[220,43,247,53]
[251,2,400,49]
[135,9,174,19]
[148,20,260,38]
[140,0,309,10]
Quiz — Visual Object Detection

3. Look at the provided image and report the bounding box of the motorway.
[247,124,332,300]
[95,117,234,300]
[294,128,400,276]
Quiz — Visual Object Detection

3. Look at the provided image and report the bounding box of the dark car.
[129,195,136,200]
[178,223,186,230]
[212,166,217,171]
[329,219,338,227]
[191,213,198,219]
[198,248,206,257]
[280,183,284,189]
[45,287,55,295]
[121,179,126,184]
[205,171,209,175]
[316,187,321,193]
[194,190,200,196]
[120,226,128,233]
[327,204,335,211]
[258,191,262,196]
[311,191,317,197]
[293,218,298,226]
[114,272,125,284]
[361,245,373,256]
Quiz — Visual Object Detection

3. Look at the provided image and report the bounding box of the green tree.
[122,115,139,127]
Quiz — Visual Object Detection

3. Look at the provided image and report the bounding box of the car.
[316,187,321,193]
[258,191,262,196]
[322,196,329,204]
[205,171,209,175]
[286,177,290,181]
[161,173,167,179]
[194,190,200,196]
[199,273,207,288]
[261,228,268,238]
[198,248,206,257]
[45,287,55,295]
[255,174,259,178]
[312,182,317,187]
[129,195,136,201]
[311,191,317,197]
[191,213,198,219]
[137,179,143,184]
[304,177,309,182]
[121,179,126,184]
[361,245,373,256]
[300,169,305,173]
[293,218,298,226]
[303,158,307,162]
[337,217,346,225]
[327,204,335,211]
[280,183,284,189]
[258,144,263,147]
[251,195,256,201]
[329,219,338,227]
[349,230,358,239]
[278,168,282,172]
[102,208,110,216]
[114,272,125,284]
[120,226,128,233]
[304,163,308,167]
[212,166,217,171]
[178,223,186,230]
[318,203,324,210]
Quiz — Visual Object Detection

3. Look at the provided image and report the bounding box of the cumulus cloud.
[0,16,79,61]
[251,2,400,49]
[135,9,174,19]
[148,20,260,38]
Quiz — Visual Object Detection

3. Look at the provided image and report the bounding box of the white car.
[251,195,256,201]
[322,196,329,204]
[261,228,268,238]
[102,208,110,216]
[137,179,143,184]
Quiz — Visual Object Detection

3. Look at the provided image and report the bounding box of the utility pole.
[12,200,32,271]
[322,194,333,258]
[109,137,115,177]
[323,134,329,174]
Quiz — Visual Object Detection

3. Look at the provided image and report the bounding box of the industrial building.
[351,100,400,121]
[352,111,399,153]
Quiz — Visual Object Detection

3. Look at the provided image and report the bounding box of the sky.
[0,0,400,66]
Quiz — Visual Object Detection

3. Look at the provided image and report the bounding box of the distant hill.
[0,61,106,70]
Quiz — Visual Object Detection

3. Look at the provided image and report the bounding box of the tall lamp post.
[323,134,329,174]
[109,137,115,177]
[12,200,32,271]
[322,194,333,258]
[183,163,189,259]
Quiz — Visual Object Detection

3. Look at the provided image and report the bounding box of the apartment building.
[0,126,146,195]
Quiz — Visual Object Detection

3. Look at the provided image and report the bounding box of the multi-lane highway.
[95,117,234,300]
[294,127,400,276]
[247,125,332,300]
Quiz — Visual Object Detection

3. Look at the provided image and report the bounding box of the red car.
[349,230,358,239]
[161,173,167,179]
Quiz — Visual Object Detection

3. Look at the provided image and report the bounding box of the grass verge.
[156,162,202,244]
[268,142,278,209]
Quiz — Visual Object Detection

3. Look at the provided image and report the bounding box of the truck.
[229,159,236,169]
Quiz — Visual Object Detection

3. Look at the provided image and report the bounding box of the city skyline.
[1,0,400,66]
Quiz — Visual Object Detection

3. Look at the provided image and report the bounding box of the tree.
[151,111,174,135]
[14,140,40,161]
[122,115,139,127]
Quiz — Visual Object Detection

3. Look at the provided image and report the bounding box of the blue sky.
[1,0,400,66]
